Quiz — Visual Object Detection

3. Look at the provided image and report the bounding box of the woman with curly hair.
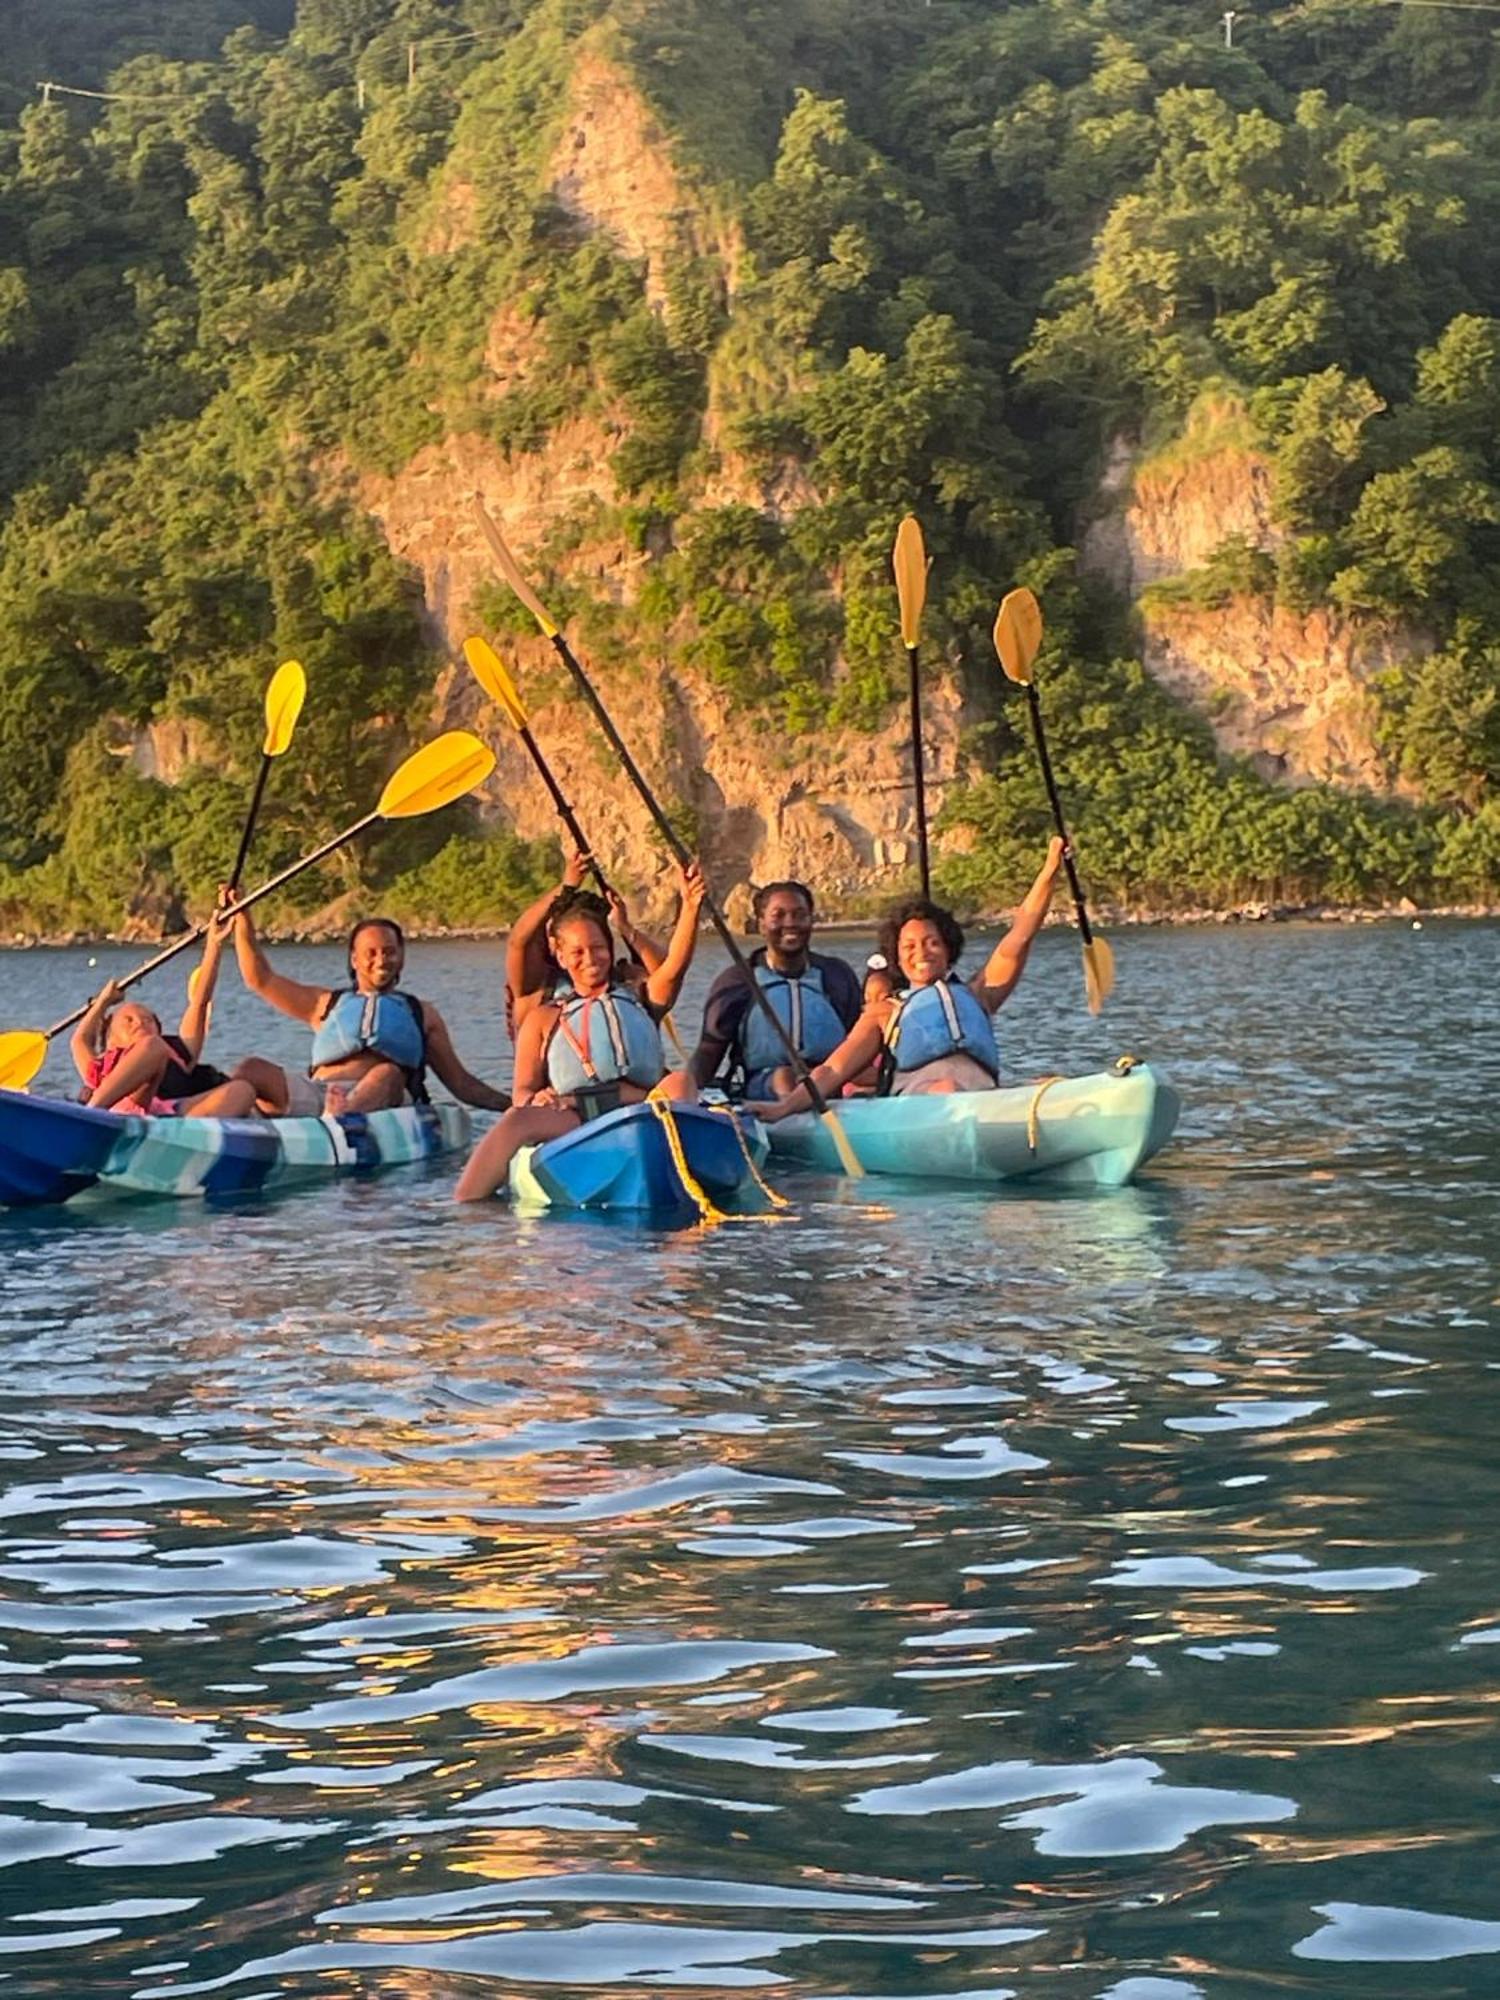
[751,837,1066,1120]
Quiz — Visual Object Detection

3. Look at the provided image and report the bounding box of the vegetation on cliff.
[1,0,1497,936]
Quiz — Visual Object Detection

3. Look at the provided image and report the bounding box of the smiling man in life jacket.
[750,837,1066,1120]
[225,900,510,1117]
[689,879,863,1102]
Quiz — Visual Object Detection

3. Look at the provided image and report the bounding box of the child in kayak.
[70,918,257,1117]
[456,858,705,1201]
[751,838,1066,1119]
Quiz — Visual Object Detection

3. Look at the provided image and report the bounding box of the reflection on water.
[0,921,1497,1994]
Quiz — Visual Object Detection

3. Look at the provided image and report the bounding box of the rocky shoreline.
[5,897,1496,951]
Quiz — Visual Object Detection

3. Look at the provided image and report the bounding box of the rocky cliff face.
[355,50,970,923]
[1082,412,1414,793]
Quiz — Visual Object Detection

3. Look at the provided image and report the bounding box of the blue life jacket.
[882,978,998,1085]
[546,987,664,1101]
[310,989,427,1090]
[739,962,848,1077]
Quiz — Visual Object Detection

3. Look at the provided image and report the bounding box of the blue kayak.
[0,1088,471,1209]
[764,1063,1179,1190]
[509,1099,771,1215]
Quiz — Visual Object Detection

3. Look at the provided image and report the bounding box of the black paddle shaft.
[545,632,832,1110]
[1024,684,1095,947]
[907,643,931,899]
[43,811,378,1040]
[227,753,273,894]
[517,719,644,968]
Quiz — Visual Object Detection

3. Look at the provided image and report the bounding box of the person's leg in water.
[455,1104,580,1202]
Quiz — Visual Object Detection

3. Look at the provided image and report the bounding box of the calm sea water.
[0,921,1496,1998]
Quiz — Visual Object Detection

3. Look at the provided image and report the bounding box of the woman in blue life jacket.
[504,849,666,1038]
[225,901,510,1117]
[751,837,1066,1121]
[455,858,706,1201]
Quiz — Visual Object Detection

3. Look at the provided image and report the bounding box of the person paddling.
[70,918,256,1117]
[456,859,705,1201]
[226,900,509,1116]
[752,838,1066,1119]
[689,880,863,1102]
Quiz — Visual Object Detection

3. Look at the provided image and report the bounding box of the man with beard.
[689,880,863,1102]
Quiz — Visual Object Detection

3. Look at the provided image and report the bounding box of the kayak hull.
[510,1100,769,1214]
[765,1064,1179,1190]
[0,1088,471,1209]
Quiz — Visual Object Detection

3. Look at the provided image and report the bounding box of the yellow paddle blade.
[263,659,306,757]
[1083,934,1115,1016]
[463,635,528,731]
[994,587,1044,685]
[473,501,559,638]
[0,1030,47,1092]
[821,1107,864,1179]
[893,514,927,650]
[376,731,496,820]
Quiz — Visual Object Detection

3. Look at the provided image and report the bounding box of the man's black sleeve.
[823,957,865,1028]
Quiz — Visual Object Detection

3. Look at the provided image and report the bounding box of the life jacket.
[739,961,848,1078]
[82,1045,176,1117]
[546,986,664,1114]
[155,1033,227,1101]
[310,989,428,1099]
[879,977,998,1092]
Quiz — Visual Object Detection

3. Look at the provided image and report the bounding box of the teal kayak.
[763,1063,1178,1189]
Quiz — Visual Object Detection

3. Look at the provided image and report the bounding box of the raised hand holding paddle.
[473,499,864,1178]
[464,633,684,1052]
[993,588,1114,1015]
[228,660,307,892]
[892,514,931,897]
[0,731,495,1093]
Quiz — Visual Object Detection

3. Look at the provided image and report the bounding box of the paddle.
[893,514,931,898]
[228,660,307,892]
[473,500,864,1178]
[993,588,1115,1015]
[462,633,689,1052]
[0,731,495,1093]
[462,635,609,895]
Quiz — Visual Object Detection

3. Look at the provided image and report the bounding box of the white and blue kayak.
[0,1088,471,1209]
[510,1099,771,1216]
[765,1062,1178,1190]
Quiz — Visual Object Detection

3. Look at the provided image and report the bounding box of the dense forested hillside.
[1,0,1498,935]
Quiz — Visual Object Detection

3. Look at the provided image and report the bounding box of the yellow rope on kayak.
[708,1103,790,1212]
[1026,1074,1064,1154]
[648,1092,727,1224]
[1113,1053,1140,1075]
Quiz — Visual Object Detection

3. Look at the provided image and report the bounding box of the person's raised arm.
[420,1003,511,1111]
[507,852,587,1030]
[970,836,1066,1015]
[750,1003,890,1122]
[225,890,330,1025]
[70,980,119,1084]
[644,860,706,1014]
[606,887,666,974]
[175,916,229,1060]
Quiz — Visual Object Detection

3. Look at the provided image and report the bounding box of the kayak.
[509,1099,771,1215]
[764,1063,1179,1190]
[0,1087,471,1209]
